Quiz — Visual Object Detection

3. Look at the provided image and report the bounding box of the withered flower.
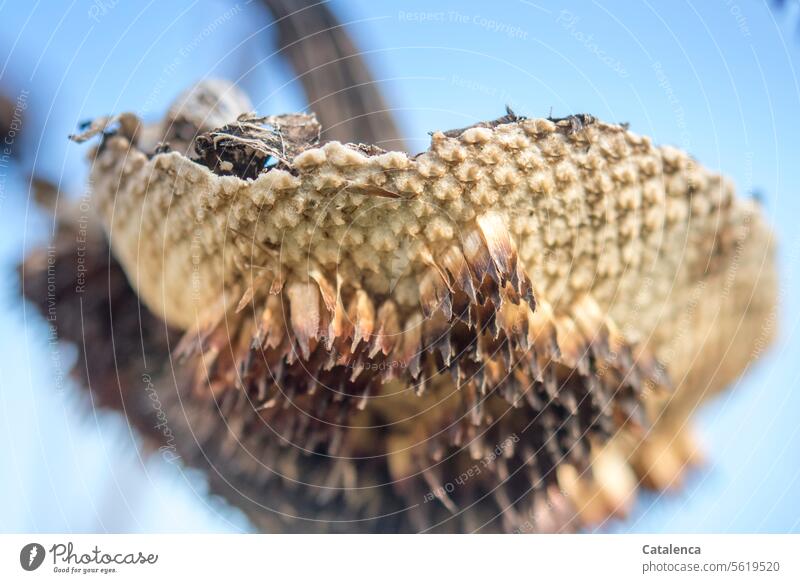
[25,80,776,532]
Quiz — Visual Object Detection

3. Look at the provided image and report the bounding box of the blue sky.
[0,0,798,532]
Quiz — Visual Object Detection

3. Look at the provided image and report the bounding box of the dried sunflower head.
[52,80,777,532]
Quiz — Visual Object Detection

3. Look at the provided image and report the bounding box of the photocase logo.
[20,543,46,571]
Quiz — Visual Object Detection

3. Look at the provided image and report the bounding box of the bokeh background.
[1,0,798,532]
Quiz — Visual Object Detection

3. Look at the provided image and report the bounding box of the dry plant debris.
[24,80,777,532]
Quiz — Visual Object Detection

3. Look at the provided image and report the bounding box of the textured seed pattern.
[81,106,776,532]
[90,118,744,338]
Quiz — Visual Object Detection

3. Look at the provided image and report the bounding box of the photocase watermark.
[511,488,571,534]
[725,0,751,38]
[657,279,707,379]
[752,231,800,360]
[398,11,528,40]
[0,89,29,209]
[87,0,119,22]
[449,74,522,112]
[652,61,691,150]
[20,543,46,571]
[50,541,157,575]
[422,433,520,505]
[21,540,158,574]
[139,3,243,117]
[556,10,629,79]
[2,89,27,146]
[74,193,91,294]
[142,373,181,464]
[190,220,204,303]
[346,360,407,373]
[45,244,66,394]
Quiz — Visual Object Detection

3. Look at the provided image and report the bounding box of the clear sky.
[1,0,798,533]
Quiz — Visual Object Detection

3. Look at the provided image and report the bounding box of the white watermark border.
[1,534,798,581]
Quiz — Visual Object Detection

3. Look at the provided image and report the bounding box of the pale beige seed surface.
[89,116,772,389]
[83,110,779,531]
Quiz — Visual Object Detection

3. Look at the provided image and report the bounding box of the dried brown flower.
[24,80,777,532]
